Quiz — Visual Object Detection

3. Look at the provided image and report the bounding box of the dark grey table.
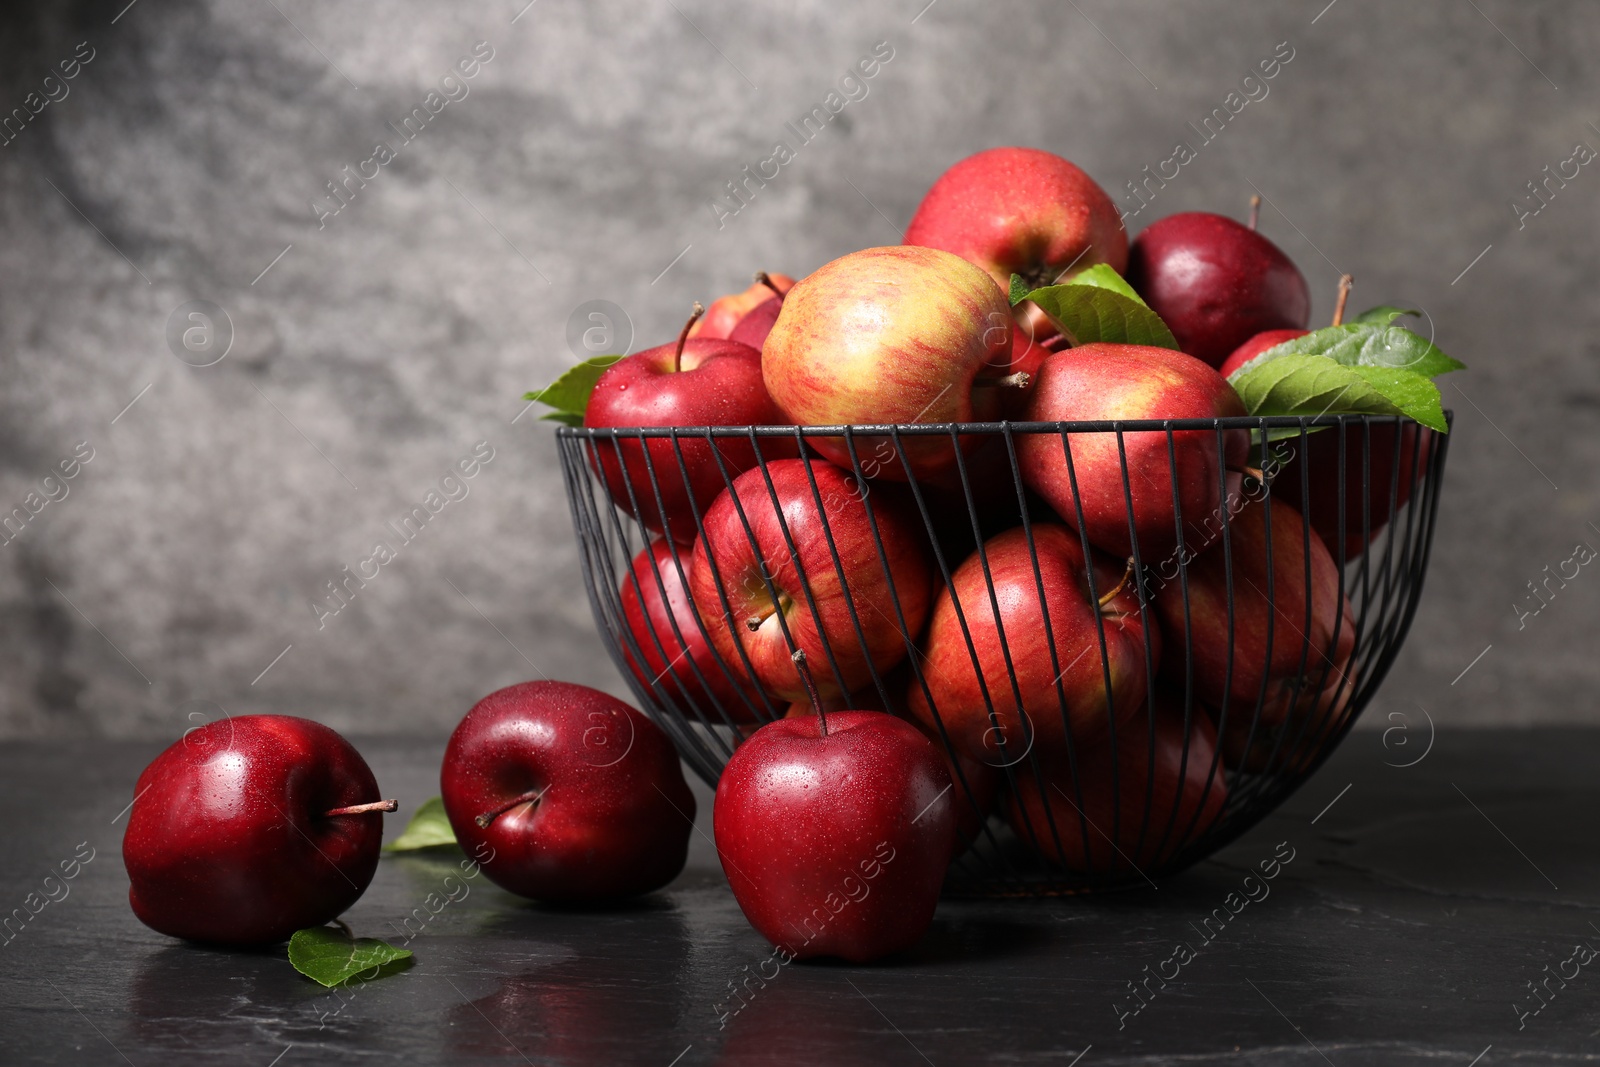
[2,727,1595,1065]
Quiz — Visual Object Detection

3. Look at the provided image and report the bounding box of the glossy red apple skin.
[761,246,1012,481]
[584,336,796,545]
[1126,212,1311,369]
[907,524,1158,767]
[620,540,768,724]
[1155,497,1356,716]
[728,295,784,350]
[441,681,695,902]
[1019,343,1250,560]
[689,458,933,703]
[714,711,955,962]
[691,274,795,339]
[905,146,1127,294]
[122,715,385,946]
[1003,692,1227,873]
[1217,328,1309,379]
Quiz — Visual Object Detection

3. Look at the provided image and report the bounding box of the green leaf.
[288,927,413,988]
[1346,305,1418,327]
[1009,273,1030,307]
[1226,321,1465,382]
[1018,264,1179,349]
[383,796,458,853]
[523,354,624,424]
[1229,354,1448,433]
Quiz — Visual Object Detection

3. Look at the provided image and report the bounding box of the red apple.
[1217,328,1309,379]
[761,246,1015,481]
[440,681,695,902]
[1019,343,1250,560]
[1271,419,1434,561]
[689,458,933,702]
[691,272,795,339]
[1126,212,1311,369]
[1002,691,1227,874]
[619,539,769,724]
[906,524,1158,767]
[1155,496,1356,716]
[1212,658,1355,774]
[714,690,955,962]
[122,715,393,945]
[584,310,796,545]
[905,146,1128,296]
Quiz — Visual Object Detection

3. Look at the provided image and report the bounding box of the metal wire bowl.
[557,415,1449,896]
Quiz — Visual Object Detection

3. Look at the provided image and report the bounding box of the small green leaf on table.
[523,354,624,427]
[288,926,413,988]
[383,796,457,853]
[1015,263,1179,349]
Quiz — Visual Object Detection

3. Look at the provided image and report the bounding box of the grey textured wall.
[1,0,1595,739]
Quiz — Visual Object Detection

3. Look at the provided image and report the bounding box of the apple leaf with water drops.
[382,796,457,853]
[524,354,625,427]
[1017,264,1180,350]
[1227,312,1465,382]
[289,926,413,988]
[1228,354,1449,433]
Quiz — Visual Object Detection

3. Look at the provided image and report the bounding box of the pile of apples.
[558,147,1442,958]
[119,148,1443,968]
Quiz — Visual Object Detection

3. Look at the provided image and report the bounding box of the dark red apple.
[1019,343,1250,560]
[1126,212,1310,369]
[905,146,1128,296]
[584,310,795,545]
[689,458,933,703]
[1272,419,1433,561]
[714,681,955,962]
[906,524,1157,767]
[1211,659,1355,774]
[1002,691,1227,874]
[122,715,393,945]
[440,681,694,902]
[1155,496,1356,717]
[619,539,769,724]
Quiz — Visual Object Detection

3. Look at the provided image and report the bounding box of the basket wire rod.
[946,429,1068,869]
[738,445,857,701]
[791,426,910,713]
[1108,426,1160,871]
[576,434,733,776]
[885,431,1025,889]
[1040,426,1118,875]
[562,437,726,779]
[683,434,807,707]
[999,425,1097,877]
[596,430,745,744]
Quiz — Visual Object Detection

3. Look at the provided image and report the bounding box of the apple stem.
[1247,194,1261,231]
[978,371,1032,390]
[1096,558,1137,609]
[753,271,784,299]
[1331,274,1354,327]
[323,799,399,817]
[474,786,549,829]
[673,302,705,373]
[792,649,827,738]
